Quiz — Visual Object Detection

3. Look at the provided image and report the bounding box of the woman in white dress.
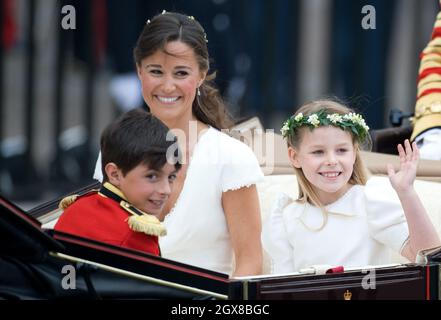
[94,11,264,277]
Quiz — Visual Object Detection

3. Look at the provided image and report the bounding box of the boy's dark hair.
[100,109,181,181]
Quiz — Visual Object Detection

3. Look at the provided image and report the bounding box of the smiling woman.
[132,11,233,131]
[136,41,204,129]
[93,12,264,277]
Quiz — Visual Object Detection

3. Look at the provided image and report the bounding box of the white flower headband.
[281,109,370,143]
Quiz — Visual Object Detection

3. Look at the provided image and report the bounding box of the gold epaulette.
[120,201,167,237]
[58,189,99,210]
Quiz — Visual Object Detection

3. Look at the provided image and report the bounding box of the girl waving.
[262,99,441,274]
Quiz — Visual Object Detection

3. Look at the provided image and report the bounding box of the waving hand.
[387,139,419,194]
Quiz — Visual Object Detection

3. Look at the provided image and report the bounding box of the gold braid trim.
[58,195,78,210]
[58,189,99,210]
[120,201,167,237]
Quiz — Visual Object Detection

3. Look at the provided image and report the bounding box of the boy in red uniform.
[55,109,181,255]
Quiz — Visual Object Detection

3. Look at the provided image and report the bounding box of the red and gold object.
[54,182,164,256]
[411,1,441,141]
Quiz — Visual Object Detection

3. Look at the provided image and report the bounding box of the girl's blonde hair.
[286,99,370,230]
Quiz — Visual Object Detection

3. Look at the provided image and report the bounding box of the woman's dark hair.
[100,109,181,182]
[133,11,234,130]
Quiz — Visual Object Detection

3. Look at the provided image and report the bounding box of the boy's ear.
[105,162,122,186]
[288,147,301,169]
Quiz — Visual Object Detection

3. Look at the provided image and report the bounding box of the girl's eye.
[337,148,348,153]
[312,150,323,155]
[168,174,177,182]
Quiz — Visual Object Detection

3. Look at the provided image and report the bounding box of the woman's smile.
[155,95,181,104]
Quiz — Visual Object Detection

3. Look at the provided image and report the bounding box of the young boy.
[54,109,181,256]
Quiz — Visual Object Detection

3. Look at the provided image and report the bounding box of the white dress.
[93,127,264,275]
[261,177,410,274]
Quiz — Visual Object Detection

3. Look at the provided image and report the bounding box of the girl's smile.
[319,171,342,179]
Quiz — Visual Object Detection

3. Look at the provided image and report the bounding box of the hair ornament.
[187,15,208,43]
[147,11,209,43]
[281,109,370,143]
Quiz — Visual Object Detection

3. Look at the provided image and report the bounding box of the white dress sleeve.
[220,137,264,192]
[262,193,295,274]
[364,177,410,254]
[93,152,103,182]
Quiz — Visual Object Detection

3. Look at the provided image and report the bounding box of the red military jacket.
[54,183,161,256]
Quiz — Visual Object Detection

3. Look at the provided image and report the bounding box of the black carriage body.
[0,194,228,300]
[229,264,439,300]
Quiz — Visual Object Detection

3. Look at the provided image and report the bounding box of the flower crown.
[281,109,370,143]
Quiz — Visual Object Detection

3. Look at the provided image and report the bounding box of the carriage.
[1,120,441,300]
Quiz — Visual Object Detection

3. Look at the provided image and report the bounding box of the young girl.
[262,99,441,274]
